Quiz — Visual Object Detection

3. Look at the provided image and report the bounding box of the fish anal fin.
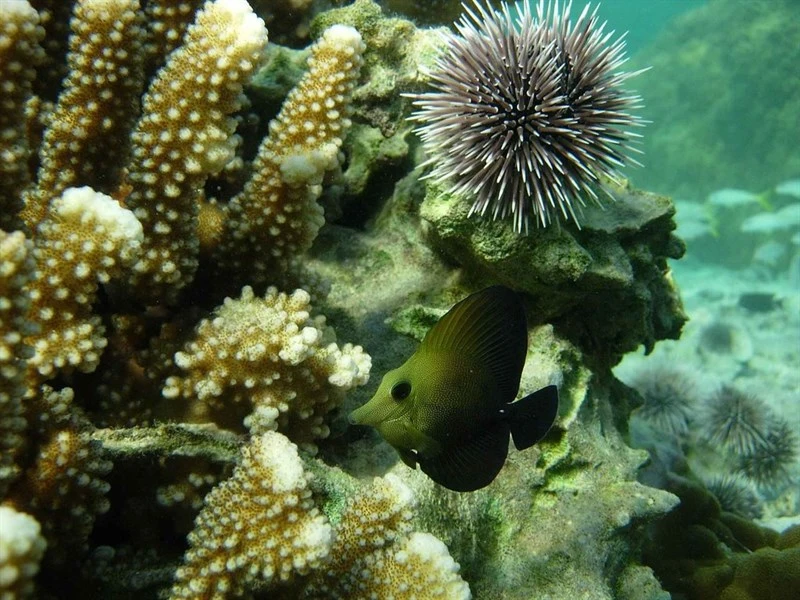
[397,447,418,469]
[419,422,509,492]
[508,385,559,450]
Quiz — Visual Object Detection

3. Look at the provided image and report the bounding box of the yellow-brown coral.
[126,0,268,301]
[5,386,112,568]
[214,23,365,287]
[162,285,371,450]
[20,0,146,229]
[23,186,143,381]
[0,231,35,496]
[0,505,46,599]
[169,431,332,599]
[0,0,43,230]
[302,473,471,599]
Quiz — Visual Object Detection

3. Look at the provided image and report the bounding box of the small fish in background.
[775,178,800,199]
[350,286,559,492]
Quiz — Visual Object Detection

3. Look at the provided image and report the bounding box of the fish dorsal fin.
[421,286,528,403]
[508,385,559,450]
[419,420,510,492]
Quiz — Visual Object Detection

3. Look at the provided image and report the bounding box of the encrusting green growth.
[162,286,371,451]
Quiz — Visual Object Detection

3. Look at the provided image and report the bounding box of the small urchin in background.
[630,366,696,438]
[736,417,798,490]
[700,385,768,456]
[705,474,763,520]
[409,0,646,233]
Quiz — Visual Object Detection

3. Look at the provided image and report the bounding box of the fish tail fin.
[508,385,559,450]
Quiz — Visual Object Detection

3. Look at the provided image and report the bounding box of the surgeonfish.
[349,286,559,492]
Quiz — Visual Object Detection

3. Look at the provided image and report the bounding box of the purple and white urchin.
[409,0,646,233]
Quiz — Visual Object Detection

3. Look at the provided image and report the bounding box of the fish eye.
[391,381,412,401]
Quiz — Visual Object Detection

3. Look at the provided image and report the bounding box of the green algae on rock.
[420,177,687,365]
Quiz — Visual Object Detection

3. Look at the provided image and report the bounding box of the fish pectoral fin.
[397,447,418,469]
[418,421,509,492]
[508,385,559,450]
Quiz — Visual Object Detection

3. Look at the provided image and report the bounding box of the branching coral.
[0,0,43,230]
[126,0,268,302]
[4,386,113,568]
[302,473,471,599]
[23,186,143,382]
[0,232,35,497]
[0,505,47,600]
[163,286,371,450]
[213,23,366,289]
[19,0,146,230]
[169,431,332,599]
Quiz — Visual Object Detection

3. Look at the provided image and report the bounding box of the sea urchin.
[409,0,645,233]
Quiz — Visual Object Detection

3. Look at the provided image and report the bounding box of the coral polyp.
[409,0,644,232]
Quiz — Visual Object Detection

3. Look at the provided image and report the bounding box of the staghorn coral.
[0,505,47,600]
[303,473,415,594]
[336,531,471,600]
[0,232,35,497]
[162,286,371,450]
[23,186,143,382]
[169,431,332,599]
[141,0,204,73]
[0,0,44,230]
[302,473,470,599]
[212,23,365,291]
[19,0,146,230]
[126,0,268,302]
[5,386,112,569]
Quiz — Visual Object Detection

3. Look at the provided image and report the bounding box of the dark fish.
[349,286,559,492]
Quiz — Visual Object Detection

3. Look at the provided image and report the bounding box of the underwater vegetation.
[408,0,644,232]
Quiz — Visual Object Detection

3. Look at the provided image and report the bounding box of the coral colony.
[409,0,645,232]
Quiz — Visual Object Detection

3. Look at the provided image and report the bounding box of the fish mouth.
[349,398,411,428]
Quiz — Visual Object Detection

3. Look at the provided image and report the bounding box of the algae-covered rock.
[420,178,687,365]
[628,0,800,199]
